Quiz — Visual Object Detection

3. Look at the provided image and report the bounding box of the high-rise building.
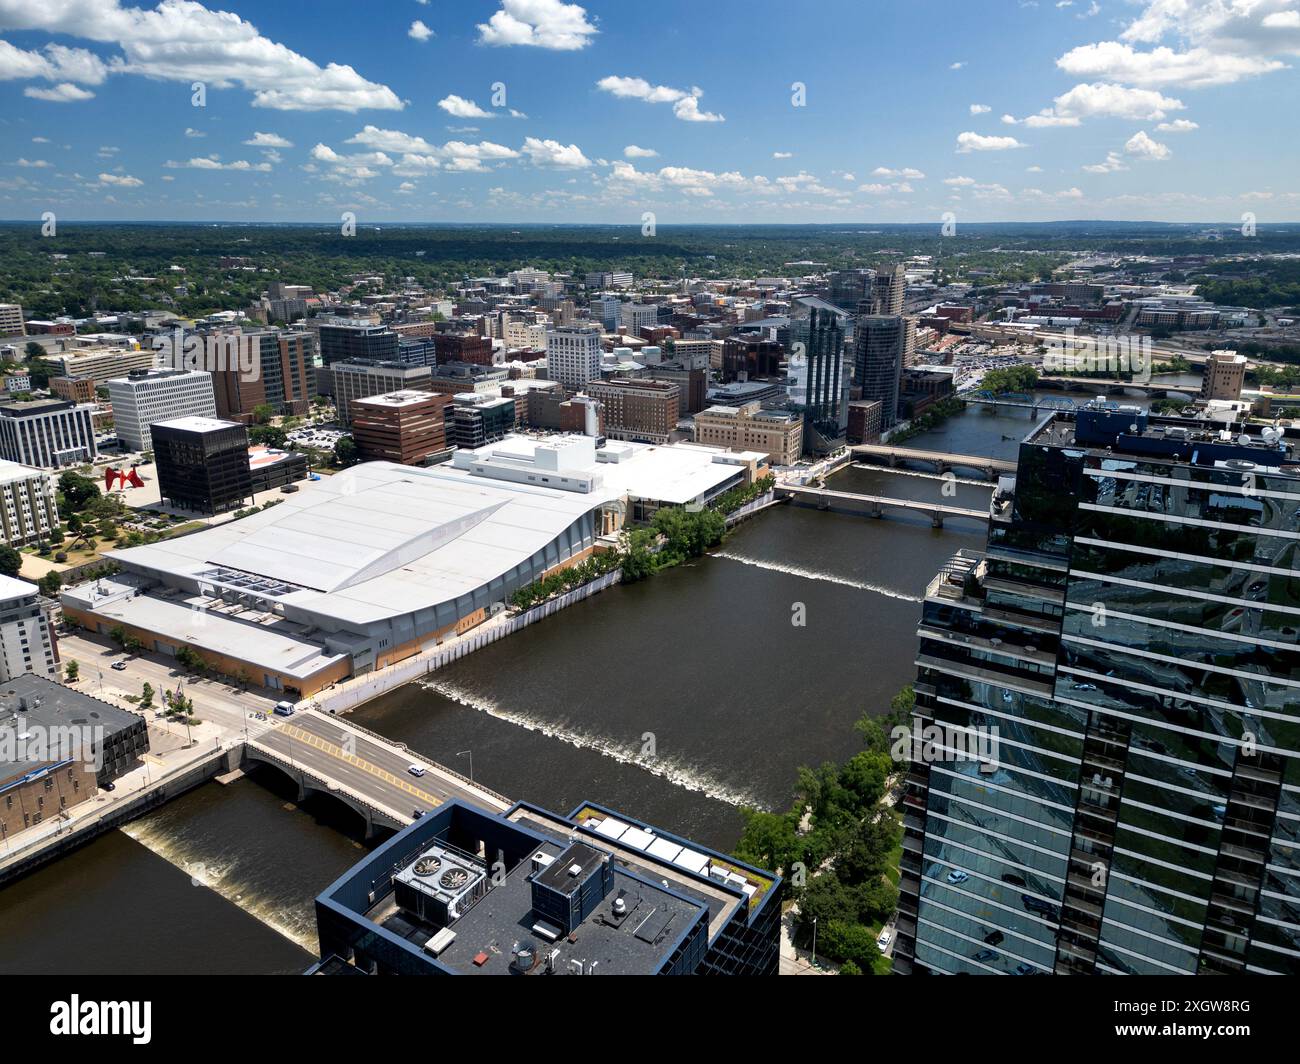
[317,320,399,369]
[827,269,873,313]
[0,398,98,468]
[0,575,57,681]
[1200,349,1247,402]
[853,312,914,430]
[872,262,906,315]
[586,378,680,444]
[152,416,252,515]
[721,335,784,382]
[351,391,452,466]
[106,368,217,452]
[619,303,659,335]
[896,404,1300,976]
[546,324,603,392]
[329,360,433,426]
[0,460,58,547]
[793,305,847,454]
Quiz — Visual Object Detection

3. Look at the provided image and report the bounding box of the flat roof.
[154,415,241,433]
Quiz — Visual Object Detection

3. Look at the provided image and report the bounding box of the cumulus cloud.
[956,131,1025,152]
[623,144,657,158]
[477,0,597,50]
[244,131,293,148]
[521,137,591,168]
[596,75,724,122]
[872,166,925,179]
[97,171,142,186]
[1083,151,1127,173]
[166,156,272,171]
[1155,118,1198,132]
[408,19,433,41]
[0,0,403,111]
[969,103,991,114]
[772,151,793,159]
[1124,129,1171,160]
[438,94,492,119]
[24,82,94,102]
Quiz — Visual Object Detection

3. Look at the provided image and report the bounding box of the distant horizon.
[3,218,1300,229]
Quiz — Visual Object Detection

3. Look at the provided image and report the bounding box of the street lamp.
[811,916,818,970]
[457,750,473,781]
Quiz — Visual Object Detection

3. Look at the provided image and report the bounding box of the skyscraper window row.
[1064,632,1300,689]
[930,771,1079,825]
[1078,500,1300,540]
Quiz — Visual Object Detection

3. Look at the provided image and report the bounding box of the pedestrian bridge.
[776,484,989,527]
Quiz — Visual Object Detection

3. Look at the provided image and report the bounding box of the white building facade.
[107,368,218,452]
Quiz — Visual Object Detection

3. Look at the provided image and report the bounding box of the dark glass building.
[897,403,1300,976]
[311,798,783,976]
[792,305,847,455]
[152,416,252,515]
[317,321,399,368]
[853,312,912,430]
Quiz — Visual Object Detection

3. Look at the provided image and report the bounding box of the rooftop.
[154,415,242,434]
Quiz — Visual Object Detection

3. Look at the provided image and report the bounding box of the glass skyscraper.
[896,403,1300,976]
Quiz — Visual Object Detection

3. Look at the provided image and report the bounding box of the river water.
[0,386,1160,973]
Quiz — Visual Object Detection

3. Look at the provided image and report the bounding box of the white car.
[407,764,426,778]
[876,928,893,951]
[946,870,970,885]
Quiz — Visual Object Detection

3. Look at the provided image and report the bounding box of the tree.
[58,471,100,512]
[333,436,359,467]
[140,682,154,708]
[24,341,44,359]
[249,424,287,449]
[108,624,127,647]
[251,402,276,425]
[64,659,79,682]
[37,571,61,597]
[0,545,21,579]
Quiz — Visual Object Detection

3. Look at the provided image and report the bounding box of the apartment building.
[0,399,98,468]
[546,324,603,392]
[587,378,680,444]
[0,460,58,547]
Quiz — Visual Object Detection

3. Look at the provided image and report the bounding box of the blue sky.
[1,0,1298,223]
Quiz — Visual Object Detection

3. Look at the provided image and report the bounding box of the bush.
[54,551,67,563]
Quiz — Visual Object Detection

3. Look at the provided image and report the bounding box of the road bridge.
[776,484,988,527]
[850,443,1016,479]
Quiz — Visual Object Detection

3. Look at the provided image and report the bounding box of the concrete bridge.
[245,709,510,838]
[850,443,1016,480]
[776,483,989,527]
[1036,376,1200,395]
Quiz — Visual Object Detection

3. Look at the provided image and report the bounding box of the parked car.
[111,661,128,671]
[971,949,999,963]
[876,928,893,951]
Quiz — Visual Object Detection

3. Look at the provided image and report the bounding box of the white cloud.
[950,61,965,69]
[596,75,723,122]
[24,82,94,102]
[184,127,206,138]
[872,166,925,179]
[0,40,108,86]
[956,131,1025,152]
[477,0,597,50]
[943,175,976,186]
[16,158,52,168]
[772,151,793,159]
[1125,129,1171,160]
[969,103,991,114]
[165,156,273,171]
[1264,10,1300,28]
[438,95,492,119]
[521,137,591,168]
[98,172,142,187]
[0,0,403,111]
[1156,118,1198,132]
[408,19,433,41]
[1004,83,1183,127]
[623,145,658,158]
[1083,151,1127,173]
[244,132,293,148]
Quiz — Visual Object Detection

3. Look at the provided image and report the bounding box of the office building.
[0,575,58,681]
[0,674,149,842]
[1200,350,1247,402]
[330,360,433,426]
[107,368,217,452]
[0,399,98,468]
[248,445,309,494]
[721,335,784,382]
[49,376,96,404]
[0,304,24,337]
[152,416,252,515]
[46,348,156,387]
[827,270,873,313]
[450,393,516,449]
[693,402,803,466]
[317,321,399,369]
[351,391,452,466]
[433,330,494,367]
[846,399,884,445]
[896,403,1300,976]
[872,263,906,315]
[586,378,679,444]
[853,312,914,430]
[310,797,782,975]
[0,460,58,547]
[619,303,659,335]
[546,324,604,393]
[207,330,313,422]
[793,305,848,454]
